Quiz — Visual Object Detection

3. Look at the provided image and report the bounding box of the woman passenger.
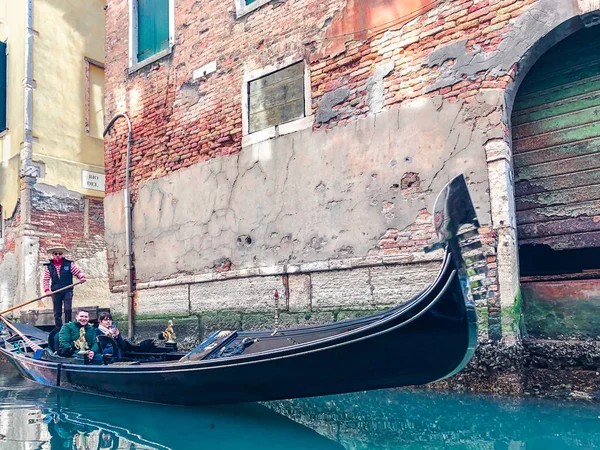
[96,312,126,360]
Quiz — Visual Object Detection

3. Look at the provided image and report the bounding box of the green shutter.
[137,0,170,62]
[0,41,6,132]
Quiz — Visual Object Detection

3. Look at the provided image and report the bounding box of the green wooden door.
[512,26,600,339]
[512,26,600,253]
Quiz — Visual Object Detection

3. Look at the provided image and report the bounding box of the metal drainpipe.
[23,0,33,162]
[23,0,33,169]
[21,0,35,220]
[103,113,135,339]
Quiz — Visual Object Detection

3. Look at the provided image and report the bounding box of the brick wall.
[104,0,551,342]
[30,186,110,309]
[105,0,530,196]
[32,191,106,264]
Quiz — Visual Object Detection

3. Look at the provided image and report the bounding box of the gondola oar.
[0,315,42,352]
[0,281,85,316]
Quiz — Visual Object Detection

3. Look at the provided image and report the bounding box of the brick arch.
[506,16,587,119]
[505,0,600,114]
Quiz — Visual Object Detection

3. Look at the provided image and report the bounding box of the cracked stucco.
[105,93,502,283]
[424,0,582,94]
[360,61,395,114]
[316,88,352,123]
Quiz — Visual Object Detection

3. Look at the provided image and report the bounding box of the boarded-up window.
[248,61,305,133]
[137,0,170,62]
[0,41,6,132]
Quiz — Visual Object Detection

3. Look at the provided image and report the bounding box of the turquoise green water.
[1,362,599,449]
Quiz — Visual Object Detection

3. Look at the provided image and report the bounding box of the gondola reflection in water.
[0,368,344,450]
[0,175,481,405]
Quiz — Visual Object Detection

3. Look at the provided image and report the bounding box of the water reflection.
[269,389,600,449]
[2,361,600,449]
[0,363,342,450]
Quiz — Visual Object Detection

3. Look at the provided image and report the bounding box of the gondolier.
[43,244,87,328]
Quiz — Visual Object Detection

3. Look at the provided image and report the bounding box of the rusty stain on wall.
[321,0,435,56]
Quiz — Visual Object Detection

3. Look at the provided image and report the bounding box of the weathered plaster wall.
[0,1,25,216]
[105,90,505,345]
[106,94,497,283]
[32,0,105,197]
[0,1,109,313]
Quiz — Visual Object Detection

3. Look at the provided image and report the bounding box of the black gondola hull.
[1,265,475,405]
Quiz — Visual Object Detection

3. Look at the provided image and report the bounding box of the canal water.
[1,362,599,449]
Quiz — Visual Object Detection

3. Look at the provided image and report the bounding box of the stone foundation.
[430,338,600,401]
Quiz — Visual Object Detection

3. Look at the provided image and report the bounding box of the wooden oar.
[0,281,86,316]
[0,315,42,351]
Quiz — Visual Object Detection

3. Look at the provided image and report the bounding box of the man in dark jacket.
[58,310,101,363]
[43,244,87,328]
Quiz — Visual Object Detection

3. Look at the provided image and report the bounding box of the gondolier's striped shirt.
[43,262,86,292]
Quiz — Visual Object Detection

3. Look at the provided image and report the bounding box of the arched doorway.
[511,25,600,339]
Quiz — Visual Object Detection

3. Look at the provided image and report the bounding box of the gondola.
[0,174,480,406]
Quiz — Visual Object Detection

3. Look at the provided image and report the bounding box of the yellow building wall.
[0,1,26,219]
[32,0,105,198]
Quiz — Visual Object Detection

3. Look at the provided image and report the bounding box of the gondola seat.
[97,334,122,364]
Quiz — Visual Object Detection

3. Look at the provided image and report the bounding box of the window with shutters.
[129,0,174,72]
[0,41,6,133]
[242,59,313,147]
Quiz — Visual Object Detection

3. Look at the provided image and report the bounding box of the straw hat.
[47,244,69,254]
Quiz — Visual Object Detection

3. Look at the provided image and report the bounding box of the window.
[242,60,313,146]
[0,41,6,132]
[129,0,174,71]
[235,0,273,18]
[85,58,105,138]
[248,62,305,133]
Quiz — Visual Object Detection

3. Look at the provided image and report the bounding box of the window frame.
[235,0,274,18]
[241,58,313,147]
[84,57,105,137]
[128,0,175,73]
